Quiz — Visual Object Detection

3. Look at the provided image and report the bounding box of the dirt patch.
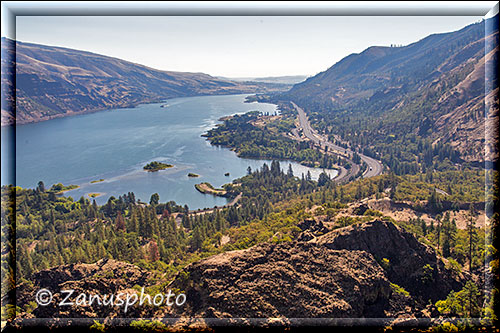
[220,235,230,246]
[366,197,486,229]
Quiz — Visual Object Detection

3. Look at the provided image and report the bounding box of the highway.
[360,153,383,178]
[291,102,383,181]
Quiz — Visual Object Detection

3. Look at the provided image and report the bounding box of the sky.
[14,15,485,78]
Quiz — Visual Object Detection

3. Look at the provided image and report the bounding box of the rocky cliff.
[171,243,391,319]
[312,220,464,303]
[13,259,157,319]
[169,220,464,320]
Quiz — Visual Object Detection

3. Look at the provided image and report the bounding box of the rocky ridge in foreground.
[10,220,466,329]
[169,220,464,320]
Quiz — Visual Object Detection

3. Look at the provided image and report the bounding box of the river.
[6,94,337,209]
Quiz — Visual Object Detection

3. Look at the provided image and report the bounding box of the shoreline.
[194,182,228,197]
[53,184,80,195]
[12,94,336,208]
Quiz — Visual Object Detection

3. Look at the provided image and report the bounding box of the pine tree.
[115,211,125,231]
[150,193,160,206]
[442,212,452,257]
[191,227,203,251]
[128,210,138,233]
[420,218,427,236]
[138,208,146,238]
[287,164,294,178]
[37,181,46,192]
[144,208,154,238]
[19,245,34,278]
[435,215,442,253]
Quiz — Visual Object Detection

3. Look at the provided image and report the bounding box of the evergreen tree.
[287,164,294,178]
[37,181,46,192]
[150,193,160,206]
[468,204,476,273]
[149,241,160,262]
[191,227,203,251]
[115,211,125,231]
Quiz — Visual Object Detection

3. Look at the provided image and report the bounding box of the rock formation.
[312,220,464,303]
[14,259,155,319]
[169,220,464,320]
[11,220,466,325]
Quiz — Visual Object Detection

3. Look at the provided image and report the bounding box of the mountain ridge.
[1,37,288,126]
[277,16,498,164]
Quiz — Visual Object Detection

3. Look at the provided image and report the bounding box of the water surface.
[11,94,337,209]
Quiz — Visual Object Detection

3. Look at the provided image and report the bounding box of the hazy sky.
[15,15,483,77]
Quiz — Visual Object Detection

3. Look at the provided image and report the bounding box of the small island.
[90,178,105,184]
[187,173,200,178]
[87,192,103,198]
[50,183,80,194]
[195,182,227,197]
[143,161,174,172]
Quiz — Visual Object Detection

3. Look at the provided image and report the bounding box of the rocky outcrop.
[14,259,155,319]
[296,218,329,241]
[313,220,464,303]
[170,220,464,320]
[171,242,392,318]
[11,221,465,323]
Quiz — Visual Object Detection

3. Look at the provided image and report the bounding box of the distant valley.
[0,38,288,126]
[217,74,309,85]
[3,16,497,164]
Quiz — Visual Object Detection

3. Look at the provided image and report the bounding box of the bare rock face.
[171,242,391,319]
[15,259,154,319]
[170,220,465,320]
[312,220,464,303]
[296,218,329,241]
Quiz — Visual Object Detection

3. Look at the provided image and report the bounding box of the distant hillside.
[280,16,498,163]
[220,75,309,85]
[0,38,288,125]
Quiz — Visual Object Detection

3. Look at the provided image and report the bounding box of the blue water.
[7,94,337,210]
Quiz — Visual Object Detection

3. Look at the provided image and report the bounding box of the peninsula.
[194,182,227,197]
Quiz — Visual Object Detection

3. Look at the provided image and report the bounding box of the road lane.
[291,102,383,181]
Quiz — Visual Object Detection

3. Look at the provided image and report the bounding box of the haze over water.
[11,94,337,209]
